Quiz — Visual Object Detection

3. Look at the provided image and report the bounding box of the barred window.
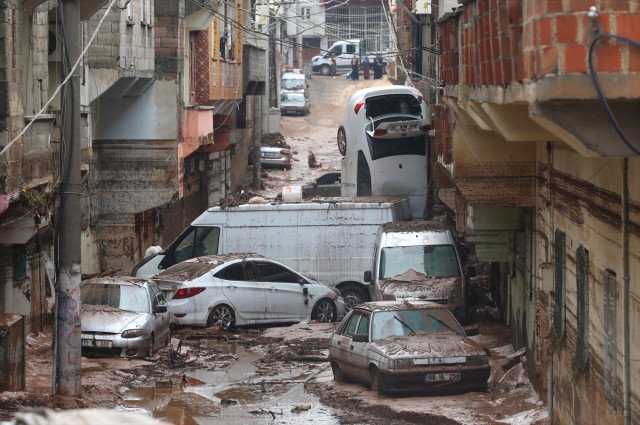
[553,229,566,338]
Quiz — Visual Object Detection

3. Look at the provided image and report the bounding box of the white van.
[366,219,469,322]
[281,71,308,97]
[132,197,411,309]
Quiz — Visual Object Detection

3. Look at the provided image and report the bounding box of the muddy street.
[259,74,391,197]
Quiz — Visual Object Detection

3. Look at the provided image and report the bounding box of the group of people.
[330,53,384,80]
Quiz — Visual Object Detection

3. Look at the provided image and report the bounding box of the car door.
[333,312,365,382]
[348,313,371,383]
[149,283,170,346]
[252,260,308,321]
[216,261,266,322]
[337,43,356,67]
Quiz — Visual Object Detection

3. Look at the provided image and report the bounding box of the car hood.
[378,269,461,301]
[81,304,148,334]
[371,333,485,359]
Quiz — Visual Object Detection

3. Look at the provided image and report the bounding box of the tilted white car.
[152,254,345,328]
[338,85,430,218]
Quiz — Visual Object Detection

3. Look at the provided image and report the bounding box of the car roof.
[154,253,265,282]
[82,276,150,288]
[352,300,450,313]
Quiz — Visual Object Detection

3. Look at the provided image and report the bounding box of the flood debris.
[291,403,312,413]
[261,133,290,149]
[308,151,322,168]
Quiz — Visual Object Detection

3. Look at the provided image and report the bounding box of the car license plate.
[82,339,112,348]
[393,123,417,132]
[425,372,460,382]
[262,152,279,158]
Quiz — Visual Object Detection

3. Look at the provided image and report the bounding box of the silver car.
[280,91,310,116]
[260,145,292,169]
[80,277,171,358]
[329,301,489,394]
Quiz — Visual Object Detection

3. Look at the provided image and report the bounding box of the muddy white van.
[366,219,469,321]
[133,197,411,309]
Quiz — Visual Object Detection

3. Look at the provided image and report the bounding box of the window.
[126,2,133,21]
[553,229,566,338]
[254,261,299,283]
[379,245,460,279]
[13,245,27,279]
[367,135,426,160]
[575,246,589,368]
[301,7,311,20]
[215,263,247,281]
[342,313,364,336]
[356,315,369,335]
[141,0,151,25]
[345,44,356,54]
[170,226,220,265]
[603,270,617,404]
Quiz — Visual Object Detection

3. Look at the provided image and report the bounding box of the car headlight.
[121,329,145,338]
[389,358,413,369]
[466,355,489,366]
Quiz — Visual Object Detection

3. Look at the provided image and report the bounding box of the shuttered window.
[603,270,617,405]
[575,246,589,368]
[553,229,566,338]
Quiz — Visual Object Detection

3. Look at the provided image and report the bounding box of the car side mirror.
[154,305,168,314]
[363,270,372,282]
[352,334,368,343]
[465,326,479,337]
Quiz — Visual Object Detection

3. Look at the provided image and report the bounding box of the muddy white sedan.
[80,277,171,358]
[329,301,490,394]
[153,254,345,328]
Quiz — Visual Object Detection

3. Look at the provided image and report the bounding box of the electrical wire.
[588,33,640,156]
[0,0,120,158]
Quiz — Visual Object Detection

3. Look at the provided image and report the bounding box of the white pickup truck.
[311,39,387,76]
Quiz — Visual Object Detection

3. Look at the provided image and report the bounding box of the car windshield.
[380,245,460,279]
[281,79,305,90]
[371,308,464,340]
[81,284,150,314]
[281,92,305,102]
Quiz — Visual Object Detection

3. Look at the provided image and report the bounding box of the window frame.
[575,245,589,368]
[553,229,566,338]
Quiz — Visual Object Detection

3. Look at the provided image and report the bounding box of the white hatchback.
[153,254,345,328]
[338,85,430,218]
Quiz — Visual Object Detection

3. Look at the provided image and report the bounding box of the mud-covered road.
[259,73,390,197]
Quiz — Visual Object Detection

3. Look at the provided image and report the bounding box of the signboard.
[414,0,432,14]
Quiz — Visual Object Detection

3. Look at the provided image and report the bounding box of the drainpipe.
[622,158,630,425]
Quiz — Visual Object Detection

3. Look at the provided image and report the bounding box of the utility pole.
[269,6,277,108]
[55,0,82,396]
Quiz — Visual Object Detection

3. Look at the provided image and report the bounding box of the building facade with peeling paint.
[434,0,639,423]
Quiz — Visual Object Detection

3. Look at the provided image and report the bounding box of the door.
[348,313,371,382]
[337,43,357,67]
[334,312,369,382]
[149,284,170,349]
[216,261,266,322]
[252,260,309,320]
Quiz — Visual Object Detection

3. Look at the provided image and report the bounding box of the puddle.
[119,342,342,424]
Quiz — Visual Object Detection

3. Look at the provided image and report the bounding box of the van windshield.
[379,245,460,279]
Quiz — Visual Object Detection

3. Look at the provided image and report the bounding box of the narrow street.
[1,74,547,425]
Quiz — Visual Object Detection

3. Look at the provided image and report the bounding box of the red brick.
[514,54,525,81]
[616,14,640,40]
[563,44,587,73]
[596,44,622,72]
[507,0,521,25]
[601,0,630,11]
[540,46,559,75]
[539,17,553,45]
[567,0,590,12]
[556,15,578,43]
[503,58,513,82]
[523,50,535,79]
[546,0,563,14]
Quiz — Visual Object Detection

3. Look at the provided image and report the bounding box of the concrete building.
[434,0,640,423]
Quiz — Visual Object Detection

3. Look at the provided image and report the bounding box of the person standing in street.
[373,55,384,79]
[330,53,337,78]
[362,56,370,79]
[350,56,360,80]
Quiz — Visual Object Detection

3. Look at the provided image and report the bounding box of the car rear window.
[365,94,422,118]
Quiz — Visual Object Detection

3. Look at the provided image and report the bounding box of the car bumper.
[260,157,291,168]
[378,366,490,394]
[81,332,152,358]
[281,107,306,115]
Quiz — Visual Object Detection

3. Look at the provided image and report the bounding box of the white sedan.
[152,254,345,328]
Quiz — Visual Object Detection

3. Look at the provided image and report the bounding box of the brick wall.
[438,0,640,86]
[432,103,454,164]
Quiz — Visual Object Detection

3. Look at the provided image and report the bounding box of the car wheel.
[320,65,331,76]
[340,284,369,311]
[370,366,384,394]
[207,304,236,330]
[331,362,349,383]
[311,298,337,322]
[337,126,347,156]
